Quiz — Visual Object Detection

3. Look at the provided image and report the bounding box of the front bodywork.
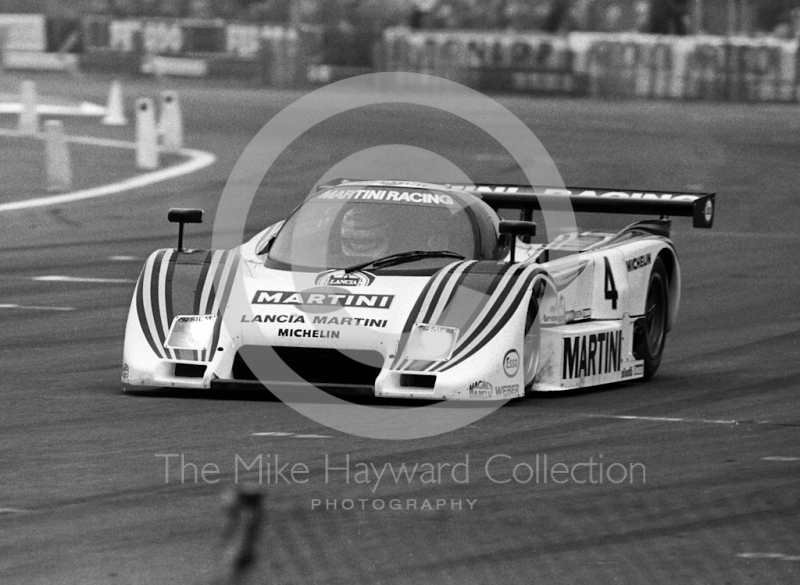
[122,225,678,399]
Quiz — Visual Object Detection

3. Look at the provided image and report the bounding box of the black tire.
[640,257,669,381]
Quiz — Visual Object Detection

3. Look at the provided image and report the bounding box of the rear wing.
[453,185,715,229]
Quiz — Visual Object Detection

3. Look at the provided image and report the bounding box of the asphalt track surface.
[1,74,799,584]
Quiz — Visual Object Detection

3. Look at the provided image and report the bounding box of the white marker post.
[158,90,183,152]
[18,80,38,135]
[102,80,127,126]
[44,120,72,192]
[135,97,159,170]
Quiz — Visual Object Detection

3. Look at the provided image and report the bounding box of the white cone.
[102,80,127,126]
[18,80,38,135]
[158,90,183,152]
[135,97,159,170]
[45,120,72,192]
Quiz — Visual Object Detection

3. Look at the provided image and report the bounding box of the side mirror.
[499,220,537,263]
[168,208,203,252]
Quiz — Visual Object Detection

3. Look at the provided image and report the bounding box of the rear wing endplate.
[454,185,715,229]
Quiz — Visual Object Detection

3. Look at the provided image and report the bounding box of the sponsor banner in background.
[4,51,78,71]
[81,16,315,87]
[382,28,800,103]
[576,33,798,102]
[0,14,46,53]
[382,29,575,88]
[84,17,225,55]
[141,55,208,77]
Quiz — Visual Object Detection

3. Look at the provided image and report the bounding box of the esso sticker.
[503,349,520,378]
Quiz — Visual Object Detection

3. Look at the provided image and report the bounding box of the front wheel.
[638,257,668,381]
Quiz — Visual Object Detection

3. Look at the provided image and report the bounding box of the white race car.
[122,180,715,400]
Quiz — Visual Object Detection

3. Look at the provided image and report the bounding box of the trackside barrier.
[380,29,800,102]
[102,80,127,126]
[135,97,158,170]
[220,486,263,585]
[158,90,183,152]
[17,80,38,135]
[44,119,72,192]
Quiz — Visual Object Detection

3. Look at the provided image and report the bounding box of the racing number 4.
[603,257,618,310]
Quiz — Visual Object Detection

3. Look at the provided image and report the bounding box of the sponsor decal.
[633,363,644,377]
[541,313,565,325]
[317,189,455,206]
[459,185,521,194]
[363,180,435,188]
[178,315,215,323]
[312,316,387,328]
[503,349,520,378]
[278,329,340,339]
[253,290,393,309]
[315,270,375,287]
[704,200,713,222]
[565,308,591,323]
[494,383,520,397]
[468,380,493,398]
[121,362,129,382]
[621,366,633,379]
[540,188,702,202]
[562,331,622,379]
[626,253,652,272]
[241,314,305,323]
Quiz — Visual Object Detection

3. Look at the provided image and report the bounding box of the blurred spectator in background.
[757,0,800,37]
[648,0,690,34]
[543,0,573,32]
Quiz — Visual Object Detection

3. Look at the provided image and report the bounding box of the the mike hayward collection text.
[155,453,646,488]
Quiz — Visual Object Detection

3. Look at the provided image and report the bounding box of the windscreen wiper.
[343,250,466,273]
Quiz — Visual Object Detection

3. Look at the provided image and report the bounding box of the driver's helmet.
[340,205,390,257]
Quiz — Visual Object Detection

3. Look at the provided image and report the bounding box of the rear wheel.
[639,257,668,381]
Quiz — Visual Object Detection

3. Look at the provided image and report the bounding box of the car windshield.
[268,188,479,270]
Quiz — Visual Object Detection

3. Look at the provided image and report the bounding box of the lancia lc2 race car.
[122,180,715,400]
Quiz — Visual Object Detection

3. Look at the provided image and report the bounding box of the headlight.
[164,315,217,350]
[404,324,459,362]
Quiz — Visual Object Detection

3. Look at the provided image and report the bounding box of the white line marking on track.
[0,100,105,116]
[0,508,30,515]
[474,154,509,162]
[32,276,136,284]
[0,304,75,311]
[252,432,332,439]
[690,231,800,239]
[736,552,800,561]
[252,432,294,437]
[584,414,739,425]
[0,129,216,213]
[762,456,800,462]
[109,255,138,261]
